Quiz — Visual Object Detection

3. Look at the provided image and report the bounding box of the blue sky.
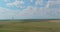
[0,0,48,10]
[0,0,60,19]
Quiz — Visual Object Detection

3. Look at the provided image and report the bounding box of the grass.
[0,20,59,32]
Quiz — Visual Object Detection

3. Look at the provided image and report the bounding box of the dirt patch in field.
[49,20,60,22]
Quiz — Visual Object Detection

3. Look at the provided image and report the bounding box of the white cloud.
[0,6,39,19]
[30,0,33,2]
[16,6,39,19]
[5,0,24,8]
[39,1,60,18]
[35,0,44,5]
[0,7,20,19]
[1,0,60,19]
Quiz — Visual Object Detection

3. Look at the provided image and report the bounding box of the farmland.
[0,20,59,32]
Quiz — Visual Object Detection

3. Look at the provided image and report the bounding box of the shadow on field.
[20,19,51,23]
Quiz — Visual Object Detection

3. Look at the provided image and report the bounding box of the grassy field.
[0,20,60,32]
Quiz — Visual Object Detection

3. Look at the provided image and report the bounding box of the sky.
[0,0,60,19]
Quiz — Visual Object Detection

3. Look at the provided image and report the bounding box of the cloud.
[35,0,44,5]
[5,0,48,9]
[5,0,24,8]
[39,0,60,18]
[16,6,39,19]
[30,0,33,2]
[0,7,20,19]
[0,6,39,19]
[0,0,60,19]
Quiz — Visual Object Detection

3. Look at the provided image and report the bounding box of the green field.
[0,20,60,32]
